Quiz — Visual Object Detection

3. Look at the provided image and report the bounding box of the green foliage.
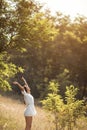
[64,86,85,130]
[41,81,86,130]
[48,80,59,94]
[0,53,24,91]
[42,81,63,112]
[0,0,87,98]
[65,85,78,103]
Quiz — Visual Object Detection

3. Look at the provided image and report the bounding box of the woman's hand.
[22,76,27,83]
[22,76,26,81]
[13,81,24,91]
[13,81,18,85]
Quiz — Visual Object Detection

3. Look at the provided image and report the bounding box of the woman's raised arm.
[13,81,24,91]
[21,77,29,87]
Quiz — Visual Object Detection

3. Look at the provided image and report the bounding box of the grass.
[0,92,87,130]
[0,92,54,130]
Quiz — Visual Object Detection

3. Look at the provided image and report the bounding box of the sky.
[36,0,87,19]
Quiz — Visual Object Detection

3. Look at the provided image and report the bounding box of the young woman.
[13,77,37,130]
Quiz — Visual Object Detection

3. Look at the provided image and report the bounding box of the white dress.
[21,90,37,117]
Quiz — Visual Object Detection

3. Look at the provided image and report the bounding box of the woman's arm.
[22,77,31,93]
[13,81,24,91]
[21,77,29,88]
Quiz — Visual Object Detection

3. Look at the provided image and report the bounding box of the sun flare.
[37,0,87,18]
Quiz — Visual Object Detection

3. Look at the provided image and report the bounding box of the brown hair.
[24,86,27,92]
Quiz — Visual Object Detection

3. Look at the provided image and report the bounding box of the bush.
[41,81,86,130]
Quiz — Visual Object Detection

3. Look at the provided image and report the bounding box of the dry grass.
[0,93,87,130]
[0,93,54,130]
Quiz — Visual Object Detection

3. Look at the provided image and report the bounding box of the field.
[0,92,87,130]
[0,92,54,130]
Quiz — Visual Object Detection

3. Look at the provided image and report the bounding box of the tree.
[0,0,23,91]
[10,1,57,96]
[48,13,87,98]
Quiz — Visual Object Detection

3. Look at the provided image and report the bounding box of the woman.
[13,77,37,130]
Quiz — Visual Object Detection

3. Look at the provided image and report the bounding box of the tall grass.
[0,93,87,130]
[0,94,54,130]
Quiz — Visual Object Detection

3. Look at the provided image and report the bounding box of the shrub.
[41,81,86,130]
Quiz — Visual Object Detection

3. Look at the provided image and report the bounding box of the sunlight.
[37,0,87,18]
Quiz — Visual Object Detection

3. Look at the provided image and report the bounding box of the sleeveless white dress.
[21,90,37,117]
